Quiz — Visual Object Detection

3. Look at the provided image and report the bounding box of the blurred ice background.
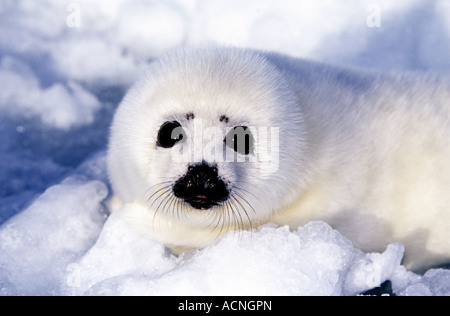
[1,0,450,295]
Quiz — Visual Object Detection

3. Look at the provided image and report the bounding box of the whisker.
[229,195,245,232]
[174,196,182,221]
[232,184,259,201]
[152,190,171,228]
[232,196,248,242]
[232,190,257,217]
[147,184,172,207]
[208,208,225,240]
[209,207,221,230]
[142,176,257,248]
[160,192,175,217]
[144,181,176,229]
[145,181,173,201]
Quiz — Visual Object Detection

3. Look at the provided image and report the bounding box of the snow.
[62,219,406,296]
[0,56,101,130]
[1,0,450,296]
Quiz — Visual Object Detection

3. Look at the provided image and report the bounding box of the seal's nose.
[172,162,229,210]
[188,164,219,190]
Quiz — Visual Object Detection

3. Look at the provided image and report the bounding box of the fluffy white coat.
[108,46,450,272]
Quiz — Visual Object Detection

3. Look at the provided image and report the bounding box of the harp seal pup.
[107,45,450,272]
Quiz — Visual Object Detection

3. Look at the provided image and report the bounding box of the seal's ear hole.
[157,121,185,148]
[224,126,254,155]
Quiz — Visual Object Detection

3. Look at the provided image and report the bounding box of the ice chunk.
[343,242,405,295]
[397,269,450,296]
[0,178,108,295]
[65,219,410,296]
[63,208,177,296]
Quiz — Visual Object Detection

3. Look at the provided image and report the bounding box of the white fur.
[108,45,450,272]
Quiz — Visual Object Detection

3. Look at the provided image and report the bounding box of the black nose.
[172,162,229,210]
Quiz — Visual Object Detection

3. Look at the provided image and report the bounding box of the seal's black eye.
[224,126,254,155]
[157,121,185,148]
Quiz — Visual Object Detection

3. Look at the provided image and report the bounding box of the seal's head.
[108,46,309,249]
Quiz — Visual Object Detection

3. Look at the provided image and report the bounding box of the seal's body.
[108,46,450,272]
